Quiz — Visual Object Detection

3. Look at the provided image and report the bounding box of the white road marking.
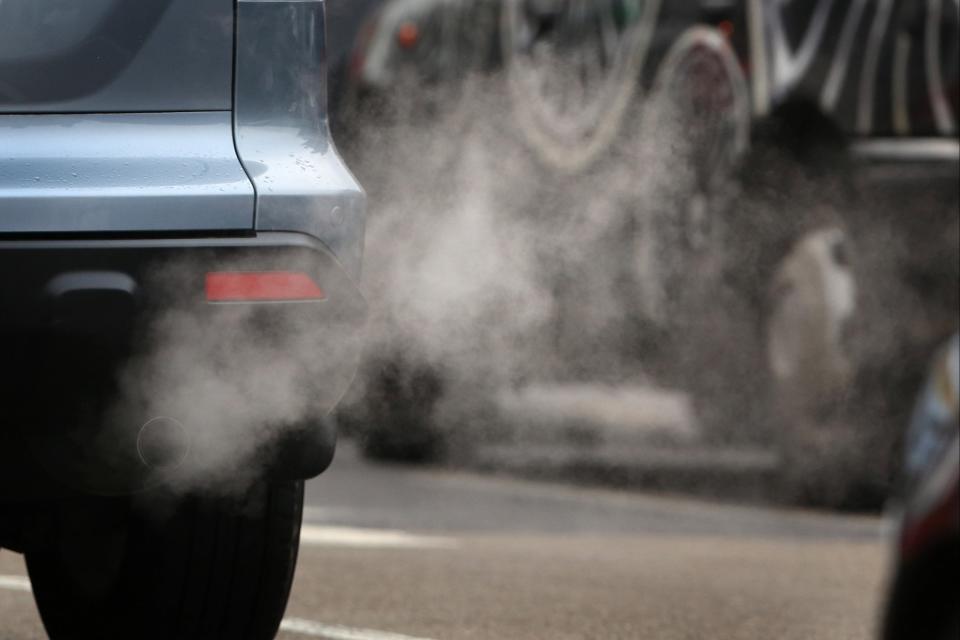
[302,505,368,523]
[0,575,31,592]
[280,618,435,640]
[298,525,458,550]
[851,137,960,162]
[0,576,436,640]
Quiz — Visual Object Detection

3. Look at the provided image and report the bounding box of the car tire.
[25,481,303,640]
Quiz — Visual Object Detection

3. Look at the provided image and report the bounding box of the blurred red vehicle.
[884,334,959,640]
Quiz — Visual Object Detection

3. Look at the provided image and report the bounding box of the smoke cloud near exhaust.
[104,74,703,495]
[335,77,735,451]
[106,67,955,507]
[100,255,362,496]
[353,79,696,363]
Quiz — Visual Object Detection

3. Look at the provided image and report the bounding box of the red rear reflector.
[205,272,326,302]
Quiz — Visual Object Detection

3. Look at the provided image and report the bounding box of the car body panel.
[235,0,366,278]
[0,112,254,233]
[0,0,235,112]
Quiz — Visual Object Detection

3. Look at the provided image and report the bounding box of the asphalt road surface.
[1,441,891,640]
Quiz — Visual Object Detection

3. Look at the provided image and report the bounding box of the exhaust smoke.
[102,64,950,507]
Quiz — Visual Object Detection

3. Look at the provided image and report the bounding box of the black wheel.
[26,481,303,640]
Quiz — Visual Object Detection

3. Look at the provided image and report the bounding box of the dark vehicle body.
[883,335,959,640]
[1,1,364,638]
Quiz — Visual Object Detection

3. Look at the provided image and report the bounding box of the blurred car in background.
[883,334,959,640]
[330,0,959,506]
